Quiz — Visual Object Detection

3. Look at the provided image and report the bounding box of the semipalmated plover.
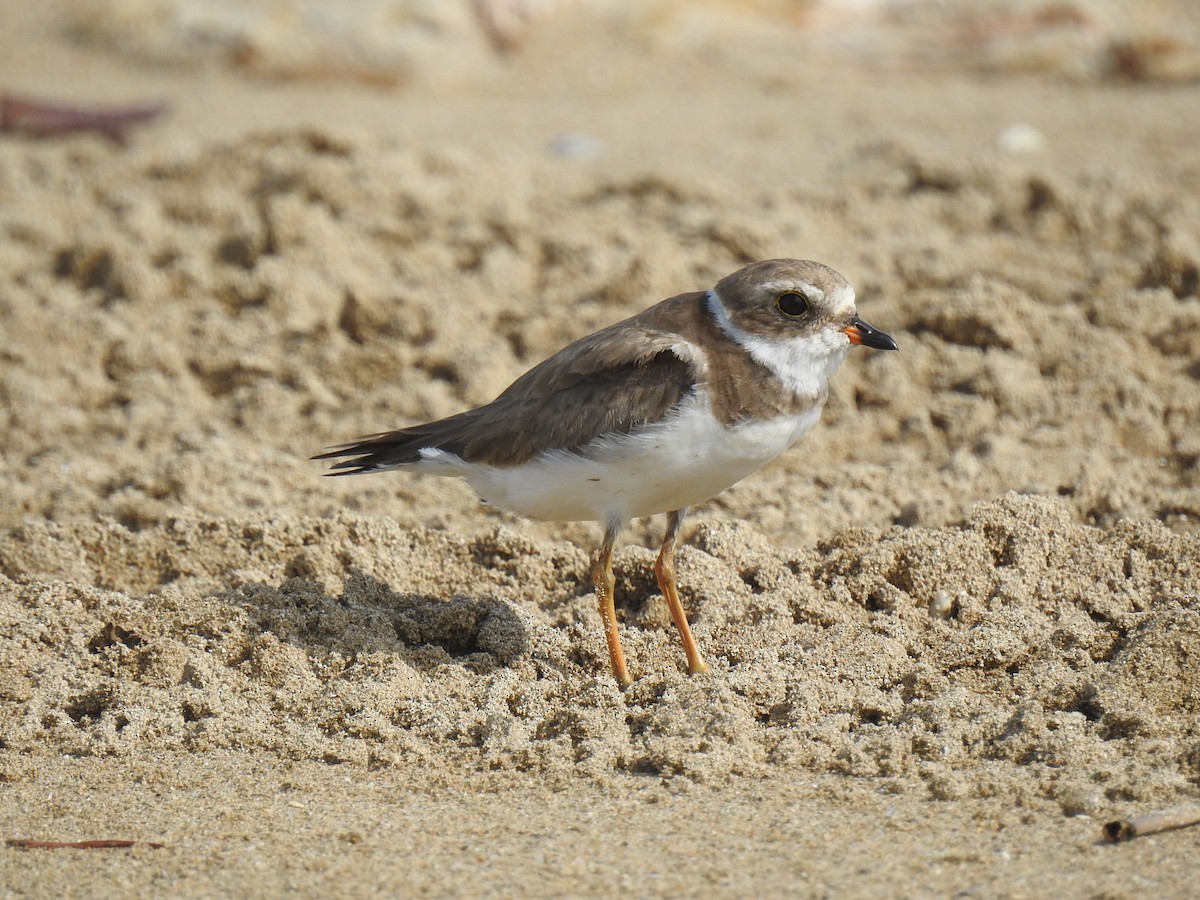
[316,259,897,686]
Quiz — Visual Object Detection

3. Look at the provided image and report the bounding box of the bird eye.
[776,291,809,317]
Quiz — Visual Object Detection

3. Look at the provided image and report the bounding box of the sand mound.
[3,122,1199,800]
[3,495,1197,805]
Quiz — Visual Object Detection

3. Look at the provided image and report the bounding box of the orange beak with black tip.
[841,316,898,351]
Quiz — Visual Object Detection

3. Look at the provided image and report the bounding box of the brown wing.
[315,319,700,473]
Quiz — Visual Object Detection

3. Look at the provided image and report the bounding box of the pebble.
[997,123,1046,154]
[548,132,607,160]
[929,590,956,619]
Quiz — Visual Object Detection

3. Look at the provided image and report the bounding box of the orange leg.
[592,519,631,688]
[655,508,709,676]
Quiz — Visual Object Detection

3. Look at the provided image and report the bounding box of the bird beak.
[841,316,898,351]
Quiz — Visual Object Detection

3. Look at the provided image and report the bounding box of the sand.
[2,1,1200,895]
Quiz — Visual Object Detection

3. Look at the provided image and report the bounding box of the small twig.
[1103,805,1200,843]
[0,93,169,144]
[6,838,164,850]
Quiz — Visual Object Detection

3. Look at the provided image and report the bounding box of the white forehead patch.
[827,282,856,317]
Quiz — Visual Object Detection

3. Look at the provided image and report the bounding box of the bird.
[315,258,897,686]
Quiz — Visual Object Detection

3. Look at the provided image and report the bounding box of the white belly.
[425,393,823,524]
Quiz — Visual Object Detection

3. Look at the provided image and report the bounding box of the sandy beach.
[2,1,1200,895]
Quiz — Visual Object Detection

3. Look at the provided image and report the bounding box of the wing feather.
[315,326,700,472]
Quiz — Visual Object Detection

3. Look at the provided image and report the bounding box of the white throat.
[706,289,850,399]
